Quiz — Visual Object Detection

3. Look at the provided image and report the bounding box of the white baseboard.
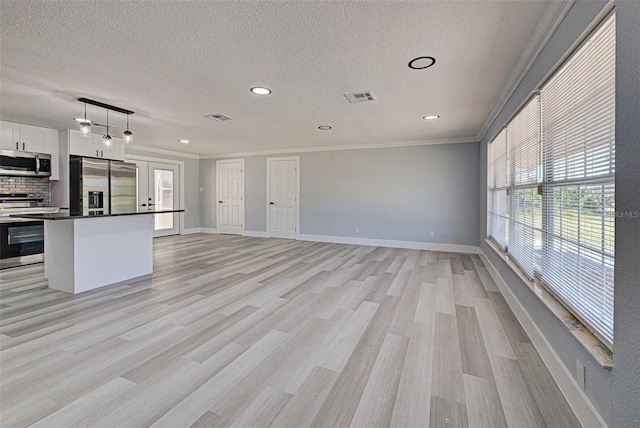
[298,234,480,254]
[243,230,269,238]
[479,251,607,428]
[199,227,219,234]
[182,227,201,235]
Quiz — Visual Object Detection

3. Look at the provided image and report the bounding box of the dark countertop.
[10,210,185,220]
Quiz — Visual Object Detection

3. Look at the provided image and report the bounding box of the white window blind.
[488,129,509,250]
[541,14,615,344]
[486,13,615,346]
[508,95,542,279]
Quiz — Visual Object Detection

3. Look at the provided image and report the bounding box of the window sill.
[484,239,613,369]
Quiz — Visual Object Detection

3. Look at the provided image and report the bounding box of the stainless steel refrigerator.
[109,160,137,214]
[70,156,110,216]
[70,157,137,215]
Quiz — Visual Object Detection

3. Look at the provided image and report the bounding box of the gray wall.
[300,144,478,244]
[613,1,640,427]
[478,1,640,426]
[245,156,267,231]
[125,147,200,229]
[199,158,216,228]
[200,142,479,246]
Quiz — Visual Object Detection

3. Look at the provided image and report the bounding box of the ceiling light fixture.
[423,115,440,120]
[179,139,190,144]
[123,114,133,144]
[78,102,92,137]
[318,125,332,130]
[76,97,134,148]
[408,56,436,69]
[250,87,271,95]
[102,109,113,149]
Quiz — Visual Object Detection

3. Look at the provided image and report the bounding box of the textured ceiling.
[0,1,552,156]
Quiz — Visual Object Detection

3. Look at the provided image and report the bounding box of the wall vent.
[206,113,234,122]
[344,91,376,103]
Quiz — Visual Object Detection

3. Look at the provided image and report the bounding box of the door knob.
[141,203,147,207]
[269,202,275,205]
[219,200,223,203]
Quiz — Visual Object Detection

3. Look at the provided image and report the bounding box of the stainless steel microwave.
[0,150,51,177]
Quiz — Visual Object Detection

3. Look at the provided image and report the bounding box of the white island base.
[44,215,153,294]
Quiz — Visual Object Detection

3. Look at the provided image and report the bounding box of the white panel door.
[217,159,244,235]
[267,157,299,239]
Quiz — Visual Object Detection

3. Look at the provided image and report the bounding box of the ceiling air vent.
[206,113,234,122]
[344,91,376,104]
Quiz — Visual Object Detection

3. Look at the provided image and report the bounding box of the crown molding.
[125,144,200,159]
[199,136,477,159]
[476,0,575,142]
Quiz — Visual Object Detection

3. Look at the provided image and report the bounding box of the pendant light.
[76,98,134,147]
[103,109,113,149]
[123,113,133,144]
[79,102,92,137]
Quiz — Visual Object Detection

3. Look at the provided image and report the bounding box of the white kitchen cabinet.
[69,129,98,157]
[44,128,60,180]
[0,121,48,152]
[69,129,125,161]
[0,121,19,150]
[1,121,60,179]
[18,124,46,152]
[110,137,126,161]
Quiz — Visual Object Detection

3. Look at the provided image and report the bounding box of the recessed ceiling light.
[423,115,440,120]
[178,139,190,144]
[251,87,271,95]
[409,56,436,69]
[318,125,332,130]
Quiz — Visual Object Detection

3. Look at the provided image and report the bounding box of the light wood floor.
[0,234,580,428]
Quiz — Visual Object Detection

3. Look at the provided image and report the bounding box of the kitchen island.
[13,210,183,294]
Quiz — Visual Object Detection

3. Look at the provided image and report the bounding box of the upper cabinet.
[17,125,46,152]
[0,121,48,152]
[0,121,60,180]
[1,122,20,150]
[68,129,124,161]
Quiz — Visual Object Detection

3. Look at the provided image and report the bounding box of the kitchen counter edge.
[10,210,185,220]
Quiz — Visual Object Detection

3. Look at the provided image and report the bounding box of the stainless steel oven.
[0,219,45,269]
[0,193,59,269]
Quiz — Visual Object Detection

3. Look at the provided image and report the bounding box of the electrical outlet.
[576,360,586,391]
[355,227,360,234]
[430,231,435,238]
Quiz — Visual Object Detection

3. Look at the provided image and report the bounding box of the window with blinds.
[508,95,542,279]
[487,13,615,346]
[541,14,615,345]
[488,129,509,250]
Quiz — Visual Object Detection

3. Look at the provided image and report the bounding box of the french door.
[134,160,180,237]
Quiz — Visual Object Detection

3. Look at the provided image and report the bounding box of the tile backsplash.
[0,176,51,206]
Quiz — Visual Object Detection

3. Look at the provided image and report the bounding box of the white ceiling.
[1,1,556,157]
